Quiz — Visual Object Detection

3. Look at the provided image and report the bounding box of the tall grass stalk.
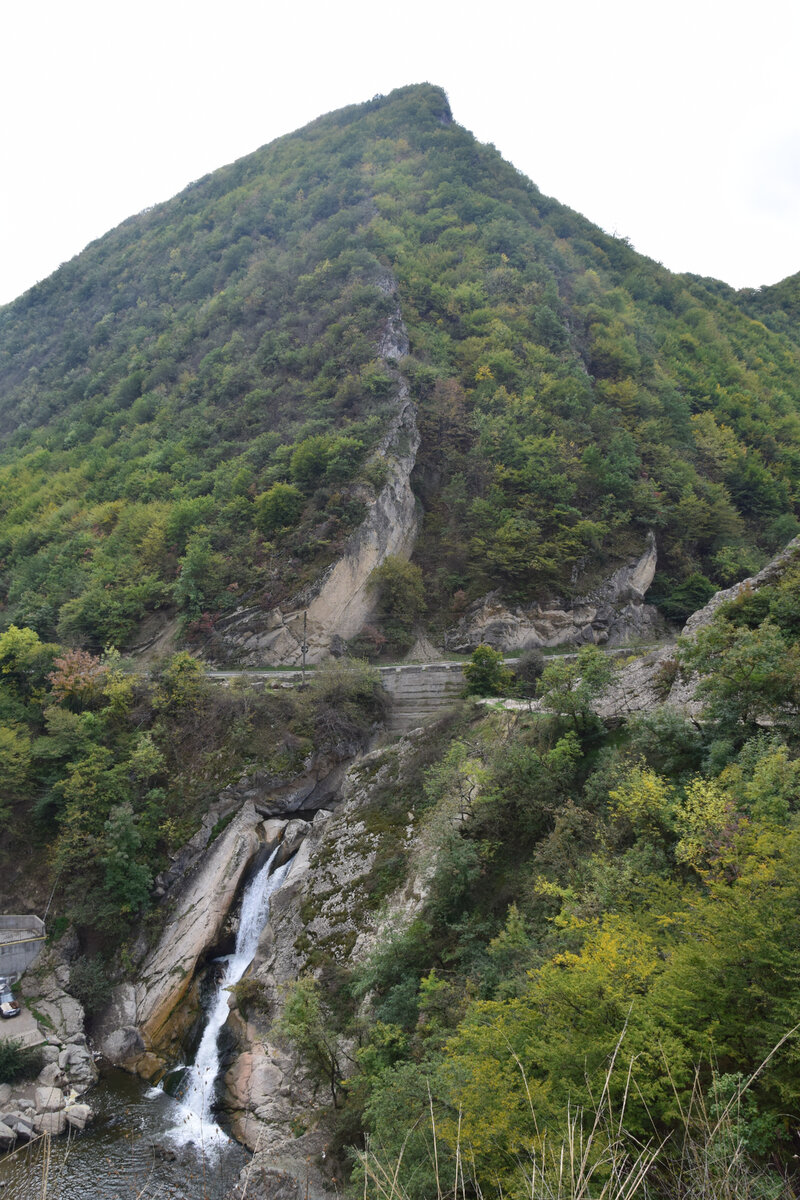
[357,1030,800,1200]
[359,1038,660,1200]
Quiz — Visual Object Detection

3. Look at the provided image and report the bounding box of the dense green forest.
[3,82,800,1198]
[0,630,384,948]
[2,84,800,651]
[279,549,800,1199]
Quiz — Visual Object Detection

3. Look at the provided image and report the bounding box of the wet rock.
[0,1123,15,1149]
[135,1052,165,1081]
[260,819,288,854]
[64,1103,92,1131]
[132,801,263,1063]
[33,1110,66,1136]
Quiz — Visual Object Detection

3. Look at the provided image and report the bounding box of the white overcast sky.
[1,0,798,306]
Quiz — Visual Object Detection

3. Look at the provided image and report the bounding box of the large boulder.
[34,1110,67,1136]
[100,1026,145,1064]
[25,973,85,1042]
[131,800,263,1066]
[65,1103,93,1131]
[95,983,141,1063]
[58,1041,98,1089]
[37,1061,65,1089]
[4,1114,35,1141]
[35,1085,65,1112]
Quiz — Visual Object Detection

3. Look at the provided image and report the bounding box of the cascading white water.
[166,845,291,1153]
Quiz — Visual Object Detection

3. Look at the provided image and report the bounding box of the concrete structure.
[209,661,468,731]
[0,916,46,978]
[379,662,465,731]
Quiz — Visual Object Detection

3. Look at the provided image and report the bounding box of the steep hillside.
[738,269,800,341]
[1,83,800,655]
[4,528,800,1196]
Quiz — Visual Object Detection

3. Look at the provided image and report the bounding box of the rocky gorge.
[2,534,800,1198]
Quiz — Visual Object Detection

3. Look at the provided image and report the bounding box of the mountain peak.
[0,87,799,657]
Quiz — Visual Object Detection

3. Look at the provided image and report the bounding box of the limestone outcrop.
[445,532,665,653]
[211,286,420,667]
[497,536,800,724]
[100,801,264,1071]
[220,736,428,1196]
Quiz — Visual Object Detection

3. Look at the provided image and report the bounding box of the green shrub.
[69,955,112,1016]
[651,572,717,623]
[368,557,426,625]
[0,1038,44,1083]
[255,481,304,534]
[512,646,545,696]
[463,644,515,697]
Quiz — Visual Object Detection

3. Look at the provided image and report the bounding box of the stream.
[0,849,291,1199]
[165,846,291,1153]
[0,1068,248,1199]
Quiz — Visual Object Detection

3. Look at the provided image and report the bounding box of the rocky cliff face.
[218,735,427,1198]
[445,532,665,653]
[90,726,426,1200]
[568,536,800,723]
[4,939,99,1145]
[210,283,420,668]
[96,801,264,1076]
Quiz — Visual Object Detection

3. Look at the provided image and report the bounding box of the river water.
[0,850,292,1199]
[0,1068,248,1198]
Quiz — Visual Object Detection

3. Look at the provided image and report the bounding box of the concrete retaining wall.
[379,663,465,731]
[0,916,46,978]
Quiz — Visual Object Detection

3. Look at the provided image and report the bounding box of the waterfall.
[166,844,291,1152]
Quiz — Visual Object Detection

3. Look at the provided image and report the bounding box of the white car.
[0,980,21,1018]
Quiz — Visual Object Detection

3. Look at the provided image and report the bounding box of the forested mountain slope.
[1,83,799,651]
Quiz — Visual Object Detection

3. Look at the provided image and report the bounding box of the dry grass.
[357,1033,799,1200]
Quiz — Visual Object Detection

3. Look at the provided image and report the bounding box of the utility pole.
[300,610,309,688]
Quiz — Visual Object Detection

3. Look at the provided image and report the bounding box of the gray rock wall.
[445,532,665,653]
[211,284,421,667]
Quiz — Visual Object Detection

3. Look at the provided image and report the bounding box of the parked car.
[0,979,20,1018]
